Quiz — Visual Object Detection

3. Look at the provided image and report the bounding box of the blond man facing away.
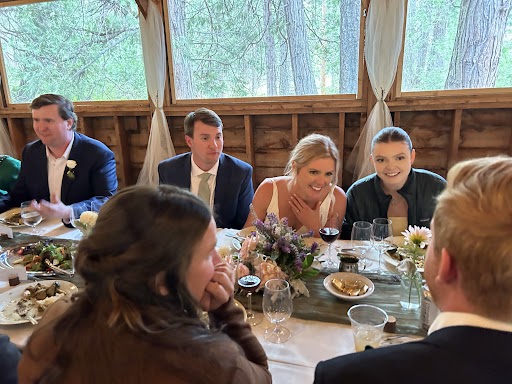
[315,156,512,384]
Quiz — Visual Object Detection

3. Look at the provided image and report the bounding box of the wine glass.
[372,218,393,275]
[70,203,88,239]
[262,278,293,343]
[237,267,263,326]
[319,214,340,270]
[20,201,42,235]
[351,221,373,268]
[70,201,103,239]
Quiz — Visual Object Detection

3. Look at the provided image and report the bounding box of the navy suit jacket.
[315,326,512,384]
[0,132,118,215]
[0,334,20,384]
[158,152,254,229]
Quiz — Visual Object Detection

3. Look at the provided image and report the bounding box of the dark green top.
[0,155,21,195]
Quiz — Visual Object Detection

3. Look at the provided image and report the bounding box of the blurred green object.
[0,155,21,195]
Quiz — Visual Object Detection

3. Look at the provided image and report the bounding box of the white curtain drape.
[0,119,15,156]
[137,0,175,185]
[346,0,405,181]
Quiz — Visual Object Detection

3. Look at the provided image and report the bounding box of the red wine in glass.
[320,226,340,269]
[319,228,340,243]
[238,275,261,293]
[238,274,263,326]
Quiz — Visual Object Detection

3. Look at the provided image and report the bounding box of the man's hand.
[33,195,72,222]
[199,262,235,312]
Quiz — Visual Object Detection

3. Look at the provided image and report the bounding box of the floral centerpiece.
[239,213,320,297]
[396,225,431,309]
[398,225,431,268]
[72,211,98,236]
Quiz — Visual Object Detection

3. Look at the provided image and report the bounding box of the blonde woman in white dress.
[244,134,346,237]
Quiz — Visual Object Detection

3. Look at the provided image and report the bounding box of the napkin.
[0,225,13,239]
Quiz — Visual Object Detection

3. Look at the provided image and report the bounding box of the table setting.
[0,216,428,384]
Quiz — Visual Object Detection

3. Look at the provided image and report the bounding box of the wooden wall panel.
[458,148,509,161]
[2,104,511,191]
[344,113,362,148]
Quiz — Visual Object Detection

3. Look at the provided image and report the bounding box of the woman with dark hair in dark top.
[343,127,446,238]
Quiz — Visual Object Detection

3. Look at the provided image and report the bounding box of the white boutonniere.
[66,160,77,180]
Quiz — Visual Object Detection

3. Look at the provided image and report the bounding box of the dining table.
[0,220,425,384]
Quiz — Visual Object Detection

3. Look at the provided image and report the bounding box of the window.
[402,0,512,92]
[167,0,360,99]
[0,0,147,103]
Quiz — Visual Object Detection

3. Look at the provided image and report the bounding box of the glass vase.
[400,272,422,310]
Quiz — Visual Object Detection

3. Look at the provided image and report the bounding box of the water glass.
[371,218,393,275]
[351,221,373,267]
[348,304,388,352]
[20,201,42,235]
[262,278,293,343]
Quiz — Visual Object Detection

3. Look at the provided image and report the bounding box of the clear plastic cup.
[347,304,388,352]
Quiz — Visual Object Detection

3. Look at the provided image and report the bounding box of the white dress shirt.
[190,155,219,209]
[46,136,74,201]
[429,311,512,335]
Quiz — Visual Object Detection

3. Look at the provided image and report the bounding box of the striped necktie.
[197,173,212,204]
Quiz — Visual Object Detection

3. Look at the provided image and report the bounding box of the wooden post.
[113,116,132,187]
[338,113,345,186]
[6,118,26,159]
[291,114,299,144]
[244,115,255,186]
[448,109,462,169]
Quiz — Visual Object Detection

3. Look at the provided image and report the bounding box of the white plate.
[1,240,77,277]
[0,208,26,228]
[323,272,374,301]
[0,280,78,325]
[392,236,405,246]
[237,226,256,238]
[382,251,424,273]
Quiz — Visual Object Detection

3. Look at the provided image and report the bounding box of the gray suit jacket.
[158,152,254,229]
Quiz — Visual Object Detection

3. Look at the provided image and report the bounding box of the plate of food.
[1,240,77,277]
[0,207,26,228]
[0,280,78,325]
[323,272,374,301]
[382,249,425,273]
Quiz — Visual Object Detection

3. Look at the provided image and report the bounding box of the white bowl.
[323,272,375,301]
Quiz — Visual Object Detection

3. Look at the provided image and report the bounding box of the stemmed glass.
[70,203,88,239]
[371,218,393,275]
[70,201,102,239]
[262,278,293,343]
[351,221,373,268]
[237,266,263,326]
[20,201,42,235]
[319,214,340,270]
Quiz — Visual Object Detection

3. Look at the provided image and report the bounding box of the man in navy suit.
[0,94,117,221]
[158,108,253,229]
[315,156,512,384]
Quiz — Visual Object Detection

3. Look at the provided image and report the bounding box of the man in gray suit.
[158,108,253,229]
[315,156,512,384]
